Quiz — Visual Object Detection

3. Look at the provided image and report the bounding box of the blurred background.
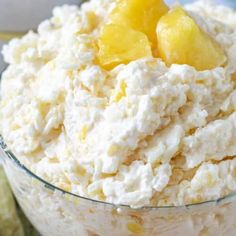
[0,0,83,72]
[167,0,236,6]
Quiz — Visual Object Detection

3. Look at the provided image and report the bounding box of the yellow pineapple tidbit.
[111,80,127,103]
[156,7,226,71]
[98,24,152,70]
[110,0,169,49]
[78,124,88,141]
[127,223,144,234]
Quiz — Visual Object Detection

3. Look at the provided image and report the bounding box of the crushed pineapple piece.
[127,223,144,234]
[87,11,98,30]
[38,101,50,117]
[58,182,72,192]
[190,196,204,204]
[107,144,119,156]
[110,0,168,49]
[98,24,152,70]
[111,80,127,102]
[10,123,20,130]
[156,7,226,70]
[32,178,40,186]
[64,194,80,205]
[75,165,86,177]
[89,188,106,200]
[205,173,216,187]
[78,125,88,141]
[200,172,216,188]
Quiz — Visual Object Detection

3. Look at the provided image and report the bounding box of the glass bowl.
[1,1,236,236]
[1,138,236,236]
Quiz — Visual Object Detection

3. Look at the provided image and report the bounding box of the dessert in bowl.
[0,0,236,235]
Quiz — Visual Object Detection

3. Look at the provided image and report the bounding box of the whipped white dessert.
[1,0,236,210]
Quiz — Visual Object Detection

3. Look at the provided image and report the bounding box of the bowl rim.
[2,135,236,211]
[0,84,236,211]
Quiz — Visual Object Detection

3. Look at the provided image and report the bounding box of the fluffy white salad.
[1,0,236,208]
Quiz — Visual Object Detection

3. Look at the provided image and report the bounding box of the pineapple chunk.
[110,0,169,49]
[98,24,152,70]
[156,7,226,70]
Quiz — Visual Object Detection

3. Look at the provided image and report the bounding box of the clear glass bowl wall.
[1,140,236,236]
[1,0,236,236]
